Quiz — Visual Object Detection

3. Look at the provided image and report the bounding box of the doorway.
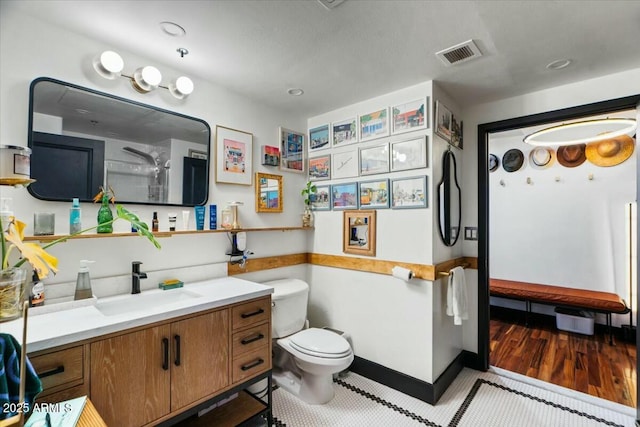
[476,95,640,415]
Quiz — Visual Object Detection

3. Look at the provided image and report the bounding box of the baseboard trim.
[462,350,484,371]
[349,352,464,405]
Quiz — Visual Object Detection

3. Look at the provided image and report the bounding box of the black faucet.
[132,261,147,294]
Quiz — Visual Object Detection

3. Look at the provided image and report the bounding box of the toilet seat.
[289,328,351,359]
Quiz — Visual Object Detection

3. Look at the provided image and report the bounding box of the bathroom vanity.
[2,277,273,427]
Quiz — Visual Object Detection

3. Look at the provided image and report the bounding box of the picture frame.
[279,127,305,173]
[261,145,280,166]
[359,179,389,209]
[391,136,428,171]
[343,210,377,257]
[215,125,253,185]
[332,117,358,147]
[331,182,358,210]
[392,98,427,134]
[309,124,330,152]
[255,172,283,213]
[332,149,358,179]
[308,155,331,181]
[391,176,427,209]
[359,143,389,175]
[359,107,389,142]
[311,184,331,211]
[188,149,208,160]
[450,116,463,149]
[434,100,453,142]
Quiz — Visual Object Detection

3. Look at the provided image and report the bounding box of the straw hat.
[585,135,635,167]
[502,149,524,172]
[528,147,555,170]
[489,154,499,172]
[557,144,586,168]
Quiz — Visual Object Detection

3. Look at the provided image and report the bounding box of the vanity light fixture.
[131,66,162,93]
[92,50,124,80]
[523,118,637,146]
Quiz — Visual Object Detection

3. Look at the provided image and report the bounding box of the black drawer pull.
[39,366,65,378]
[162,338,169,371]
[241,358,264,371]
[241,333,265,345]
[174,335,181,366]
[240,308,264,319]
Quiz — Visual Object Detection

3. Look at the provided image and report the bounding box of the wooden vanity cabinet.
[30,344,89,403]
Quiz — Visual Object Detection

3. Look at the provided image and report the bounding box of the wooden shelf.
[176,391,266,427]
[23,226,311,242]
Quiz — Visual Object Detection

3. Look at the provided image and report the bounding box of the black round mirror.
[437,149,462,246]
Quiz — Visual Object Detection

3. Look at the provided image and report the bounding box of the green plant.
[301,181,317,207]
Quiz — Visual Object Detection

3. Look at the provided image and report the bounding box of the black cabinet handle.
[240,308,264,319]
[241,358,264,371]
[174,335,181,366]
[39,366,64,378]
[241,333,265,345]
[162,338,169,371]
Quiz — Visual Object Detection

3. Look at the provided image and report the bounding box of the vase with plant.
[0,190,161,321]
[301,180,317,228]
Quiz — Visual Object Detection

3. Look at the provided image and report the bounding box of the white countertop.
[0,277,273,353]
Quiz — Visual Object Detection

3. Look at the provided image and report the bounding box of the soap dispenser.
[74,260,95,300]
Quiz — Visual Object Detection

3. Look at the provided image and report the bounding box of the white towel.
[446,266,468,325]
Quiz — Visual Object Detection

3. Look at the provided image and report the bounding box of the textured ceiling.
[5,0,640,117]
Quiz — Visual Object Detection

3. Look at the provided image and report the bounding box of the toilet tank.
[263,279,309,338]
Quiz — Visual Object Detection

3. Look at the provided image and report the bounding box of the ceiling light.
[523,118,636,146]
[546,59,572,70]
[160,21,186,37]
[287,88,304,96]
[131,66,162,93]
[92,51,124,80]
[169,76,194,99]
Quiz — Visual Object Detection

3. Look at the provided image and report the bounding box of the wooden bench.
[490,278,630,344]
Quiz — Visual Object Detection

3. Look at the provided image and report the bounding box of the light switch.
[464,227,478,241]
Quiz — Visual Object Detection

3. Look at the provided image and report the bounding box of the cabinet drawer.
[232,346,270,383]
[232,297,270,330]
[30,346,84,392]
[233,323,270,357]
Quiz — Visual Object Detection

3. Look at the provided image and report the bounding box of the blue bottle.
[70,198,82,234]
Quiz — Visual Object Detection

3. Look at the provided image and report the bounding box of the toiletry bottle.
[168,213,176,231]
[0,198,12,231]
[70,197,82,234]
[29,272,45,307]
[74,260,95,300]
[152,212,159,232]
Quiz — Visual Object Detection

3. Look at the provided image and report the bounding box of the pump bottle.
[70,198,82,234]
[74,260,95,300]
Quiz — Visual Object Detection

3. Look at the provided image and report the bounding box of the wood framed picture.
[343,209,376,257]
[434,100,452,143]
[392,98,427,134]
[279,127,305,173]
[359,108,389,142]
[331,182,358,210]
[332,149,358,179]
[309,124,330,152]
[451,116,463,149]
[215,125,253,185]
[391,176,427,209]
[391,136,427,171]
[359,143,389,175]
[332,117,358,147]
[312,184,331,211]
[359,179,389,209]
[308,155,331,181]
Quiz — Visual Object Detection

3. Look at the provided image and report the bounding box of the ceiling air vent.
[435,40,482,66]
[318,0,346,10]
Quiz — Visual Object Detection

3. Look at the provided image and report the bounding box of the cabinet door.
[90,324,171,427]
[170,309,229,411]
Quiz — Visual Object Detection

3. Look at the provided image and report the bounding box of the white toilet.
[265,279,353,404]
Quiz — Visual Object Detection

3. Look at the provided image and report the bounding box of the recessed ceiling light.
[160,21,186,37]
[75,108,91,115]
[546,59,572,70]
[287,88,304,96]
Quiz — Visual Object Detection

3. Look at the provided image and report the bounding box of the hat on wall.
[585,135,635,167]
[489,154,499,172]
[528,147,556,170]
[556,144,586,168]
[502,149,524,172]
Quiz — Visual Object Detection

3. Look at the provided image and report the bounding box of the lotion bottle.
[74,260,95,300]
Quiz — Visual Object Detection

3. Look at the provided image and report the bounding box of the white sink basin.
[96,289,202,316]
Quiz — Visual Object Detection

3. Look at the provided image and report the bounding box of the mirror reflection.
[256,172,283,213]
[28,78,210,206]
[343,210,376,256]
[438,149,462,246]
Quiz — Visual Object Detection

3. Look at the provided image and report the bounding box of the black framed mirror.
[28,77,210,206]
[437,148,462,246]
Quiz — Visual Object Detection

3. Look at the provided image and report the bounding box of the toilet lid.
[289,328,351,358]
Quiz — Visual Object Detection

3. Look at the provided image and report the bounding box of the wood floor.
[490,307,637,407]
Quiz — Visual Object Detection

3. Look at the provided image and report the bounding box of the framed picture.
[261,145,280,166]
[391,136,428,171]
[434,100,452,142]
[343,210,377,257]
[309,155,331,181]
[312,184,331,211]
[188,149,208,160]
[359,179,389,209]
[331,182,358,210]
[279,127,305,173]
[451,116,463,149]
[359,143,389,175]
[332,117,358,147]
[215,125,253,185]
[391,176,427,209]
[392,98,427,134]
[309,124,330,152]
[359,108,389,142]
[332,149,358,179]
